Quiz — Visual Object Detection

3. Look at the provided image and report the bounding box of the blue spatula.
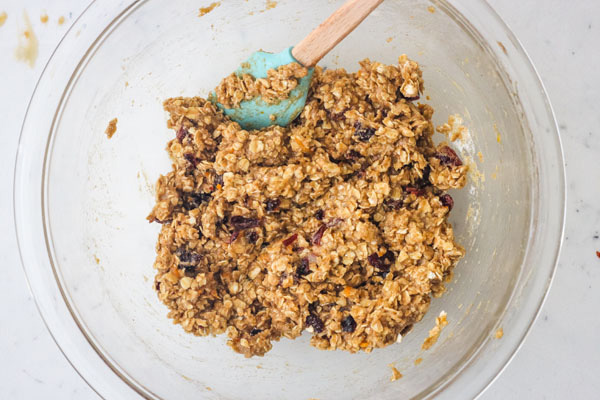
[211,0,383,130]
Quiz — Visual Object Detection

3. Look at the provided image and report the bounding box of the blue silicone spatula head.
[211,47,313,131]
[210,0,383,130]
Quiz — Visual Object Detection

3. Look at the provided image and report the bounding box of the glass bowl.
[14,0,565,398]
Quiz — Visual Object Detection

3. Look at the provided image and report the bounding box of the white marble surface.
[1,0,598,398]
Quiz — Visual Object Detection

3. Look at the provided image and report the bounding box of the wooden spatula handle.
[292,0,383,67]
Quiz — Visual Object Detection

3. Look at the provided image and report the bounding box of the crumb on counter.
[199,2,220,17]
[414,357,423,366]
[40,13,48,23]
[0,11,6,27]
[427,6,435,13]
[386,37,393,43]
[105,118,118,139]
[58,15,65,25]
[266,1,278,10]
[422,311,448,350]
[389,364,403,381]
[495,327,504,339]
[477,151,484,163]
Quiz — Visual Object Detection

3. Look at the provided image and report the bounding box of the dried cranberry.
[182,192,211,210]
[306,313,325,333]
[296,257,311,276]
[346,150,362,160]
[440,194,454,210]
[249,328,262,336]
[384,199,404,210]
[415,165,431,188]
[367,253,383,269]
[184,153,198,167]
[245,230,258,244]
[368,251,394,276]
[282,233,298,247]
[176,248,202,276]
[176,248,201,265]
[230,216,260,230]
[265,198,280,212]
[381,250,396,265]
[311,219,343,246]
[227,231,240,244]
[422,165,431,181]
[183,265,197,276]
[176,125,188,142]
[354,122,376,142]
[435,146,463,166]
[311,224,328,246]
[154,281,161,291]
[341,315,357,333]
[405,187,425,196]
[315,209,324,220]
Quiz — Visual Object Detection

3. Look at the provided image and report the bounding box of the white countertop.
[1,0,598,398]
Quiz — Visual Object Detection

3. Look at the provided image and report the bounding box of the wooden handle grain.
[291,0,384,67]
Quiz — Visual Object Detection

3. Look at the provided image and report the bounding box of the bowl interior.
[44,0,533,398]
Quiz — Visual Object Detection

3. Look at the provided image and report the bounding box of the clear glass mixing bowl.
[14,0,565,398]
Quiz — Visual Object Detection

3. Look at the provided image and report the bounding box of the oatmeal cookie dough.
[149,55,467,357]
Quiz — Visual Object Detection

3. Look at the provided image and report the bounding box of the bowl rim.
[13,0,566,399]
